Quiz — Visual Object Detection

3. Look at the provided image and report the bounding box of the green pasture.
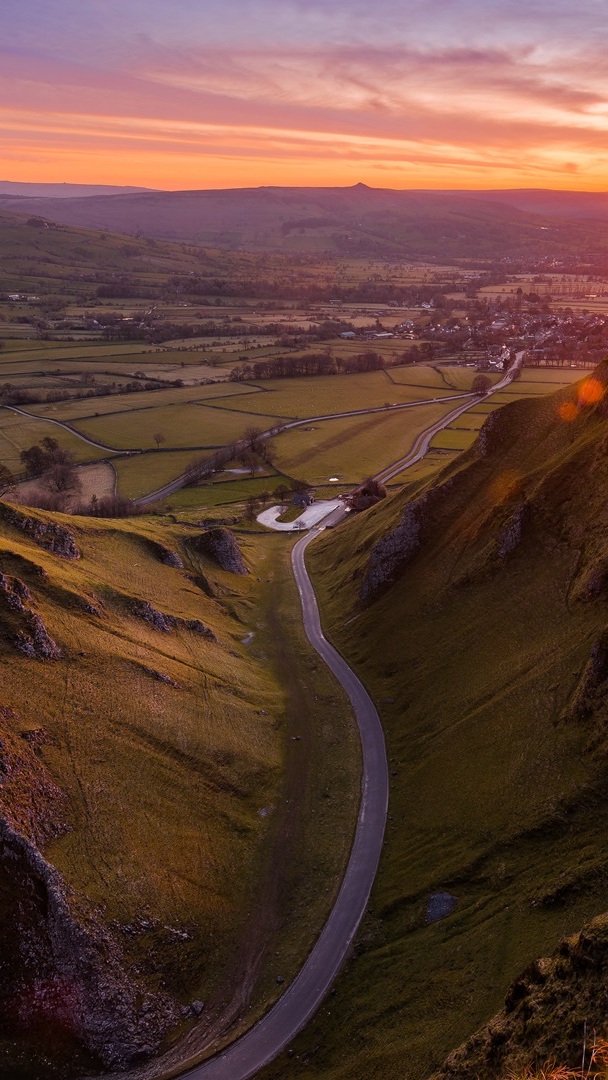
[29,382,257,422]
[429,372,586,452]
[113,450,200,499]
[212,370,455,421]
[386,364,498,392]
[274,401,456,484]
[431,427,476,450]
[0,343,152,363]
[0,408,104,473]
[383,364,449,389]
[389,450,457,485]
[437,365,501,391]
[164,476,281,510]
[519,366,586,383]
[72,402,280,451]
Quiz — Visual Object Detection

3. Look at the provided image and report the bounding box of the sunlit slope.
[267,366,608,1079]
[0,506,283,1077]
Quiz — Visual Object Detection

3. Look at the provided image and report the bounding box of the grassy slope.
[0,508,359,1077]
[261,371,608,1080]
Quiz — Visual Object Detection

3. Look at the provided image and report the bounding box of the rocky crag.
[189,527,249,574]
[433,914,608,1079]
[0,708,178,1072]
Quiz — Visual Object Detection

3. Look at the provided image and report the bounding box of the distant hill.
[448,187,608,219]
[2,183,608,260]
[0,181,154,198]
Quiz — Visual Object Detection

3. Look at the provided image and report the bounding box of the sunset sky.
[3,0,608,191]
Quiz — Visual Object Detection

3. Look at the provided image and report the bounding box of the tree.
[472,374,492,395]
[243,426,264,454]
[43,463,82,498]
[20,444,47,476]
[238,448,258,477]
[0,464,14,491]
[244,496,258,521]
[153,432,166,449]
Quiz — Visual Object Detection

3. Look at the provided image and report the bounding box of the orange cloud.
[3,28,608,188]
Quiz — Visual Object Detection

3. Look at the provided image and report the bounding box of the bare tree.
[43,463,82,498]
[153,432,166,449]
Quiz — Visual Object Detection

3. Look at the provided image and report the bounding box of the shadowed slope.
[260,363,608,1079]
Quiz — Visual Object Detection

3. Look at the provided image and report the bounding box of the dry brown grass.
[505,1039,608,1079]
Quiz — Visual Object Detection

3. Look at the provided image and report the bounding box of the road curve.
[374,357,522,484]
[136,391,471,505]
[178,527,389,1080]
[3,404,126,453]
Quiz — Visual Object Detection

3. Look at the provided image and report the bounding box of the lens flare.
[559,401,579,422]
[578,378,605,406]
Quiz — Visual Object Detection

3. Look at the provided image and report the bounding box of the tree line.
[230,349,390,382]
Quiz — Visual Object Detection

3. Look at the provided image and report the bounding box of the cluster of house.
[405,305,608,369]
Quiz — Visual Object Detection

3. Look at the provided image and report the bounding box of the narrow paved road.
[136,391,471,505]
[3,404,125,453]
[374,356,522,484]
[177,527,389,1080]
[174,360,523,1077]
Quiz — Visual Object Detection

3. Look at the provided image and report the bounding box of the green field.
[72,402,281,451]
[213,370,455,421]
[165,476,284,510]
[274,401,456,484]
[430,371,587,453]
[29,382,255,422]
[387,365,499,392]
[0,408,105,472]
[430,427,477,450]
[112,450,201,499]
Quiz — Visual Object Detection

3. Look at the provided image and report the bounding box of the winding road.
[175,360,523,1077]
[177,527,389,1080]
[10,362,518,1078]
[3,403,126,453]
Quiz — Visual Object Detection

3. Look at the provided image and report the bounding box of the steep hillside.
[0,507,359,1080]
[263,364,608,1079]
[3,185,608,259]
[0,507,278,1077]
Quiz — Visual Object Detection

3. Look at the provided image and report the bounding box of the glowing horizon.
[3,0,608,192]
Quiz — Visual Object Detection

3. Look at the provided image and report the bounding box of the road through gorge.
[174,362,522,1077]
[178,528,389,1080]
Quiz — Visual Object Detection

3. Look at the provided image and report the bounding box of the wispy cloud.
[2,0,608,188]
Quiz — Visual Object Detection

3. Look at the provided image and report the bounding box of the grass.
[0,408,104,473]
[260,387,608,1080]
[274,401,457,484]
[160,476,281,511]
[387,365,500,392]
[113,450,202,499]
[71,402,281,451]
[429,372,589,454]
[211,370,455,420]
[28,382,256,422]
[0,506,360,1078]
[504,1039,608,1078]
[431,427,479,449]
